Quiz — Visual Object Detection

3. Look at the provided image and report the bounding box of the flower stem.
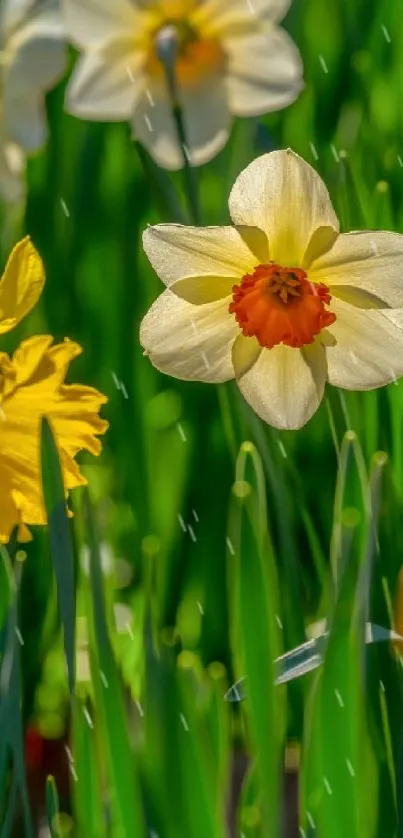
[156,25,201,224]
[170,102,201,225]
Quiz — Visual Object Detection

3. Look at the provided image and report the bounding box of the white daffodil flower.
[63,0,303,170]
[0,0,67,201]
[140,149,403,430]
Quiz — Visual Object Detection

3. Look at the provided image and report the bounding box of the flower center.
[229,263,337,349]
[149,18,225,87]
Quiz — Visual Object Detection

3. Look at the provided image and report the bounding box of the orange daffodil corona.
[63,0,303,169]
[0,237,108,543]
[140,149,403,430]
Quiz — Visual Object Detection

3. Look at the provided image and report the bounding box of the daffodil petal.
[309,231,403,307]
[0,140,25,203]
[9,335,82,390]
[302,226,339,268]
[236,341,327,429]
[132,83,183,170]
[4,95,46,152]
[381,309,403,331]
[0,237,45,334]
[228,149,339,266]
[172,276,236,304]
[0,0,35,37]
[232,334,262,377]
[5,15,66,95]
[142,224,259,285]
[139,289,238,382]
[12,335,54,387]
[192,0,292,38]
[0,490,20,545]
[65,42,143,120]
[133,74,230,170]
[225,28,303,117]
[62,0,139,48]
[179,75,230,167]
[0,333,107,543]
[324,298,403,389]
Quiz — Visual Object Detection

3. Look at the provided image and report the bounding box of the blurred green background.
[3,0,403,835]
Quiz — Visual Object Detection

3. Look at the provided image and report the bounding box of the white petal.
[132,83,182,170]
[192,0,292,38]
[236,341,327,429]
[0,141,25,203]
[309,231,403,307]
[179,75,230,167]
[5,16,66,95]
[4,96,46,152]
[140,289,238,382]
[62,0,139,48]
[142,224,259,286]
[65,43,143,120]
[225,28,303,117]
[0,0,34,36]
[232,334,262,376]
[255,0,292,22]
[228,149,339,266]
[133,73,230,170]
[381,310,403,331]
[324,297,403,389]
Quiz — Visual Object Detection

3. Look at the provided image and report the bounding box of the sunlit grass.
[2,0,403,836]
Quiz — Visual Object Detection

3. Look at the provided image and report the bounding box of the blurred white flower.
[0,0,67,201]
[0,137,25,202]
[63,0,303,169]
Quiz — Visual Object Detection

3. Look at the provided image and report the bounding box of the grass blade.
[71,697,106,838]
[82,489,145,838]
[40,417,76,692]
[46,776,60,838]
[300,445,385,838]
[228,441,284,838]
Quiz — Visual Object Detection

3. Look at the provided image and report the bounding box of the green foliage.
[2,0,403,835]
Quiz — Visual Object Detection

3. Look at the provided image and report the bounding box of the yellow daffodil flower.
[140,149,403,429]
[0,0,66,200]
[64,0,303,169]
[0,237,108,542]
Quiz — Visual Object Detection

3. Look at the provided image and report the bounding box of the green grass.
[3,0,403,835]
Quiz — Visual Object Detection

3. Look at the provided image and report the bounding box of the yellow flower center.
[147,9,225,87]
[229,264,337,349]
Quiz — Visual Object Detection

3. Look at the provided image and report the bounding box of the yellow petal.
[309,231,403,307]
[236,341,327,429]
[323,298,403,389]
[0,236,45,334]
[228,149,339,266]
[142,224,258,286]
[232,334,261,377]
[0,334,108,543]
[139,288,238,382]
[172,276,236,304]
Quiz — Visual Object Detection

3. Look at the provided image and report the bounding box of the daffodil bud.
[155,24,179,69]
[155,24,180,101]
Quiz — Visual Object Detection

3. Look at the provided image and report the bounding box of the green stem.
[158,33,201,225]
[171,102,201,225]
